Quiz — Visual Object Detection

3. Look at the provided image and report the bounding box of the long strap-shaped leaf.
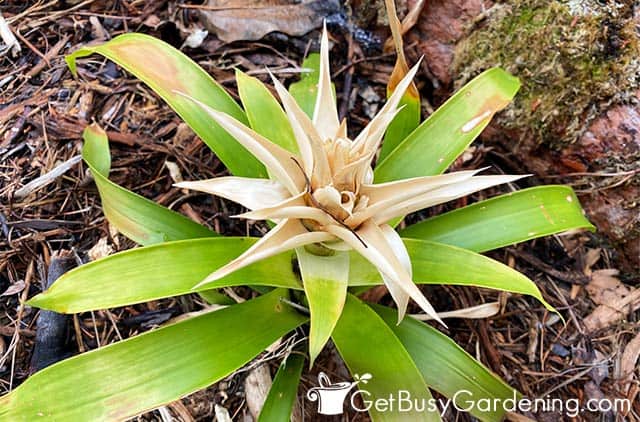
[400,185,595,252]
[374,68,520,182]
[67,34,266,178]
[83,124,215,245]
[332,294,441,421]
[236,69,299,154]
[29,238,552,313]
[258,353,305,422]
[372,304,517,422]
[28,237,299,313]
[348,238,554,311]
[296,247,349,366]
[0,289,306,421]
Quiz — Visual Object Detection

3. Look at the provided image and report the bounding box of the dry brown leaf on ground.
[0,279,25,297]
[619,331,640,394]
[586,269,630,306]
[583,270,640,333]
[199,0,341,42]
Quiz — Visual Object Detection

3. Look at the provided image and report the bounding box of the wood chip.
[88,237,114,261]
[244,363,273,419]
[214,404,232,422]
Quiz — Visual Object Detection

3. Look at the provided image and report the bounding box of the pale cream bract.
[176,26,524,323]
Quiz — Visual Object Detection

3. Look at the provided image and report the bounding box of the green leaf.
[332,294,441,421]
[0,289,307,421]
[400,186,595,253]
[379,94,420,163]
[372,304,517,422]
[194,289,236,305]
[258,353,305,422]
[28,237,300,313]
[296,247,349,366]
[348,238,554,311]
[288,53,320,117]
[375,68,520,182]
[82,124,215,246]
[67,34,266,178]
[236,69,299,154]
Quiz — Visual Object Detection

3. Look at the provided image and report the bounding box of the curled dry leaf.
[583,270,640,333]
[586,269,629,306]
[198,0,341,43]
[0,280,26,297]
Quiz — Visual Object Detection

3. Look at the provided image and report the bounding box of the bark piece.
[29,254,75,373]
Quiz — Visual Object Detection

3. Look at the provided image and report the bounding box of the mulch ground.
[0,1,638,421]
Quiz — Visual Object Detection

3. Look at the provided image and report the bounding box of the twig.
[508,248,589,284]
[8,262,34,390]
[26,34,70,79]
[14,155,82,198]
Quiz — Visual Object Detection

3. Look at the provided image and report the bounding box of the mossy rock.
[453,0,640,148]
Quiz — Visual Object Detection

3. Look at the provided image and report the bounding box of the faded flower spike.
[175,25,525,326]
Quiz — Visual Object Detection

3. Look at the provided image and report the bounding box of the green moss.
[453,0,639,147]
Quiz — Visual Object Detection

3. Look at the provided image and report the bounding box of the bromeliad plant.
[1,19,593,422]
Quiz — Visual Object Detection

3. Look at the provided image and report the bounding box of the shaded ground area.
[0,1,638,421]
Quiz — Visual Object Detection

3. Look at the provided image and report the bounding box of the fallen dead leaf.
[582,247,601,274]
[583,269,640,333]
[619,331,640,394]
[199,0,341,43]
[586,269,629,306]
[1,279,25,297]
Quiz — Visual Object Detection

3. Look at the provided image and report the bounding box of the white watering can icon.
[306,372,372,415]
